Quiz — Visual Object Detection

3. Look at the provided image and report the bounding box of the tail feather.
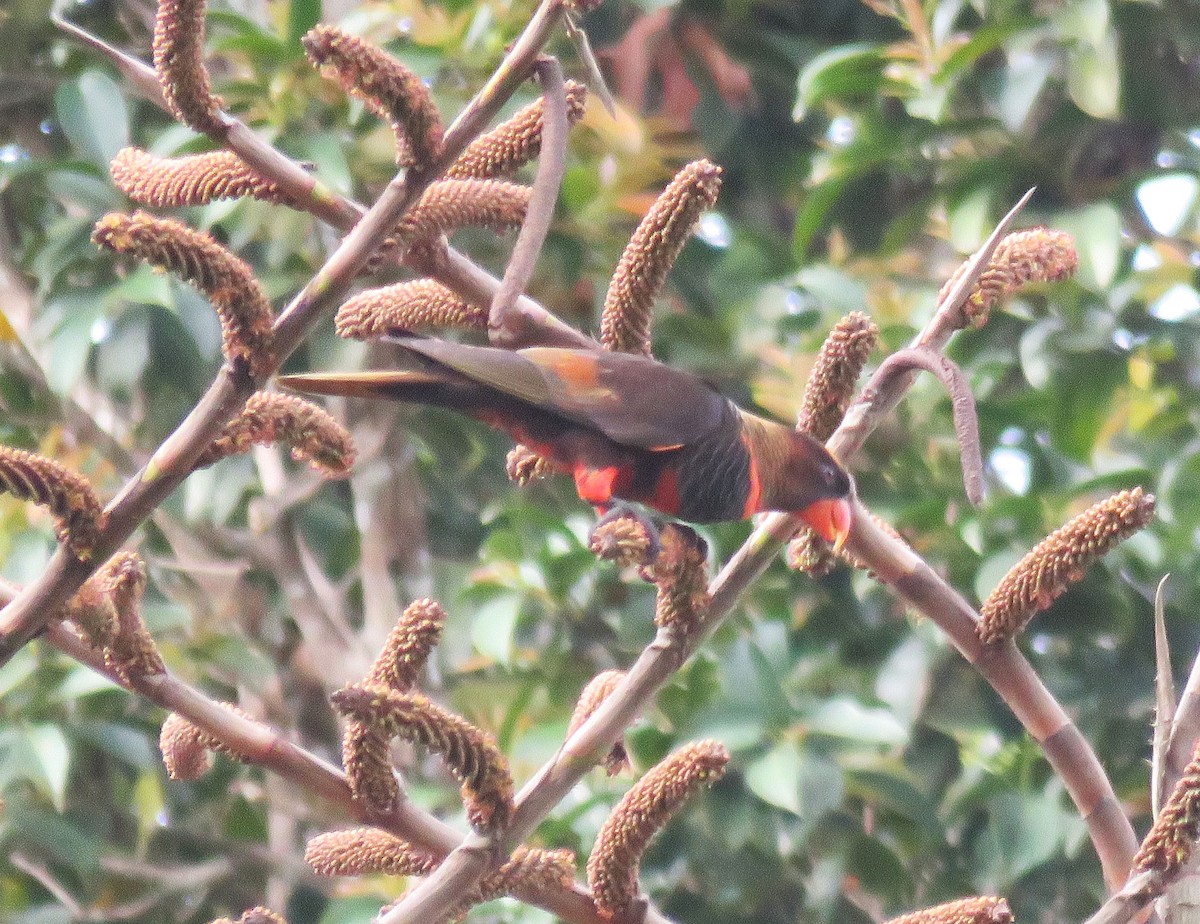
[279,370,451,401]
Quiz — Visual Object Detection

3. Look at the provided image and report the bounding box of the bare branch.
[1154,574,1176,817]
[870,347,985,504]
[488,57,569,348]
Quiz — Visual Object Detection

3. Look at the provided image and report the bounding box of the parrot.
[280,337,853,546]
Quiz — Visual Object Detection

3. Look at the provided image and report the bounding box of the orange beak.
[799,497,853,553]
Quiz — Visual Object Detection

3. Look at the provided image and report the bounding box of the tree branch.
[871,347,985,503]
[0,0,577,667]
[488,57,569,348]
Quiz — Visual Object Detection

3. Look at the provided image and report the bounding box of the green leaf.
[319,896,389,924]
[287,0,322,47]
[54,71,129,170]
[1067,33,1120,119]
[132,771,167,854]
[26,725,70,811]
[808,698,910,746]
[0,646,37,699]
[1163,452,1200,529]
[6,799,101,873]
[794,44,885,119]
[1056,203,1121,290]
[746,742,805,815]
[471,593,522,667]
[70,721,157,770]
[746,743,845,824]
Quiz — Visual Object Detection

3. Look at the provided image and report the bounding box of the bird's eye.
[821,462,837,485]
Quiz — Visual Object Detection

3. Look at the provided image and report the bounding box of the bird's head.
[765,430,853,551]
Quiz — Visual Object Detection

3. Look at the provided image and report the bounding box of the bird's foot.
[588,504,663,566]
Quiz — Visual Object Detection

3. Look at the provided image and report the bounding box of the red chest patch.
[574,466,631,506]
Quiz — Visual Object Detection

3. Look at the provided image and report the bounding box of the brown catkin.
[940,228,1078,328]
[302,25,443,167]
[153,0,223,133]
[788,512,905,578]
[600,160,723,355]
[209,908,287,924]
[237,911,287,924]
[341,599,447,813]
[0,447,105,560]
[103,551,165,680]
[447,81,588,180]
[365,598,447,691]
[110,148,291,208]
[331,684,514,833]
[505,445,563,485]
[397,179,531,243]
[64,575,119,650]
[785,527,839,577]
[587,740,729,916]
[160,712,216,781]
[341,720,401,815]
[650,525,710,634]
[567,669,629,775]
[159,702,255,781]
[195,393,356,476]
[978,488,1155,644]
[479,846,577,904]
[92,212,274,377]
[335,279,486,339]
[1134,738,1200,878]
[305,827,439,877]
[797,311,879,442]
[884,897,1013,924]
[589,515,655,568]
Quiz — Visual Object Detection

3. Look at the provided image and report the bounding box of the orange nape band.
[799,497,852,552]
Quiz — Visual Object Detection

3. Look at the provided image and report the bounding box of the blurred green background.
[1,0,1199,921]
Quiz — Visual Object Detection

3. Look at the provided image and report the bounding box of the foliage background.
[1,0,1198,921]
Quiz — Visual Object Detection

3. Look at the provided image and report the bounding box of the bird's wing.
[396,338,728,449]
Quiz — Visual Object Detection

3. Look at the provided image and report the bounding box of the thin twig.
[1153,574,1175,817]
[51,14,166,105]
[871,347,985,503]
[50,11,594,349]
[488,57,569,348]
